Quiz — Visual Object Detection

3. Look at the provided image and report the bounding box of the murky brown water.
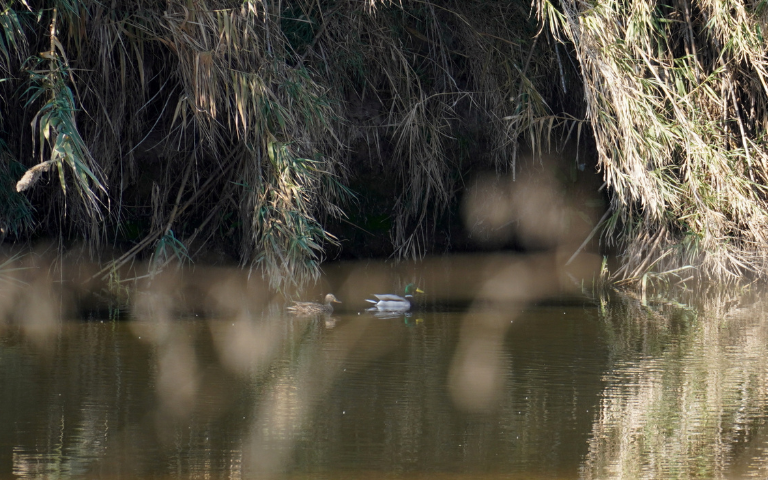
[1,305,602,479]
[2,257,768,479]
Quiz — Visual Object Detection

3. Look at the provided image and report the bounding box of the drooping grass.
[22,55,107,221]
[0,252,28,288]
[0,0,581,289]
[0,141,34,240]
[538,0,768,283]
[308,1,582,260]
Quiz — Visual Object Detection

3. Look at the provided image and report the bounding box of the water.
[2,259,768,479]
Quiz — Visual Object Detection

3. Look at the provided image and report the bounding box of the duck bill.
[415,288,424,294]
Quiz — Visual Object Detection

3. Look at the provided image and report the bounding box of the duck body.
[365,284,424,312]
[366,293,413,312]
[288,293,341,315]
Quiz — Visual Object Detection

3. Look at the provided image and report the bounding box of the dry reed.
[538,0,768,283]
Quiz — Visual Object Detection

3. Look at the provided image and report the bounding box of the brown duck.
[287,293,341,315]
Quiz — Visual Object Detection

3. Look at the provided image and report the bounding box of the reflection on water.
[0,309,605,479]
[583,293,768,479]
[2,257,768,478]
[0,277,603,479]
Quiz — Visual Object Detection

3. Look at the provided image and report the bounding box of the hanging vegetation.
[538,0,768,283]
[0,0,578,289]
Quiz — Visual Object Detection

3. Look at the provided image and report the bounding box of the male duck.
[288,293,341,315]
[365,283,424,312]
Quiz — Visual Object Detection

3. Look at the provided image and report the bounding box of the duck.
[287,293,341,315]
[365,283,424,312]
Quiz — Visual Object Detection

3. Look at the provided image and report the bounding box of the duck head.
[404,283,425,296]
[324,293,342,305]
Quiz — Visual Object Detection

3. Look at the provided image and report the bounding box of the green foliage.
[150,229,190,275]
[0,3,27,71]
[0,143,34,240]
[249,141,339,289]
[24,55,106,219]
[0,252,28,288]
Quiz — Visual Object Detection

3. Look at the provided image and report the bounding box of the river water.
[1,255,768,479]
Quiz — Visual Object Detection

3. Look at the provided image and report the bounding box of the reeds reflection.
[583,291,768,479]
